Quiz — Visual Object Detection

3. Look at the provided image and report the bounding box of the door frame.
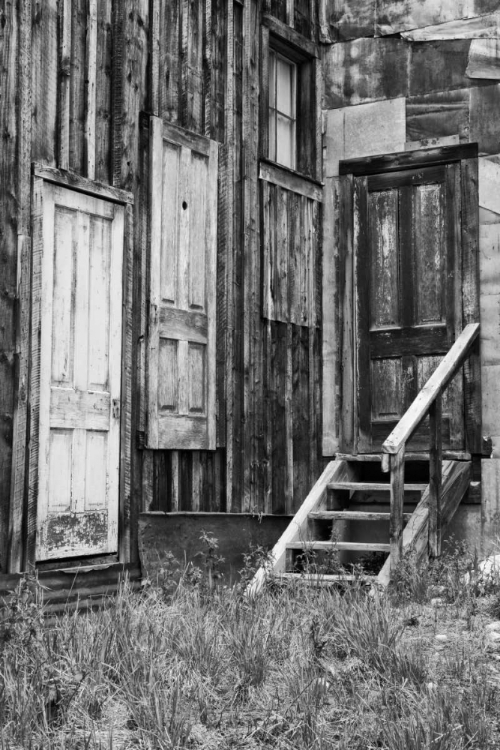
[338,143,481,456]
[10,166,134,572]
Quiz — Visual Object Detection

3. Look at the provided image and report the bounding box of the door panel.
[36,184,124,561]
[369,189,400,329]
[355,164,464,452]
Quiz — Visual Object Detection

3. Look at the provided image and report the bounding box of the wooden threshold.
[336,452,471,462]
[328,481,427,492]
[309,510,412,521]
[271,573,375,585]
[286,541,390,552]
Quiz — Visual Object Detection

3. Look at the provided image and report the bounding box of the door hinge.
[112,399,120,419]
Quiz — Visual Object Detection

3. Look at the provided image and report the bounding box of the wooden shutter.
[36,184,124,560]
[147,117,218,449]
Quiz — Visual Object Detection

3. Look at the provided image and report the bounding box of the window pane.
[276,58,294,116]
[276,114,294,169]
[269,109,276,162]
[269,51,276,108]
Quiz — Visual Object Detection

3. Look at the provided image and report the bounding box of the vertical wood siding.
[6,0,323,563]
[143,0,322,514]
[146,0,230,513]
[31,0,113,182]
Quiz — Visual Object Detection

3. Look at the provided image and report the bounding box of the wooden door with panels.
[33,179,125,561]
[339,146,480,455]
[147,117,218,451]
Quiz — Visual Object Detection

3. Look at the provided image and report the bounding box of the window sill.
[259,159,323,202]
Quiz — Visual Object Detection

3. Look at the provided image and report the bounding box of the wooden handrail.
[381,322,479,576]
[382,323,480,456]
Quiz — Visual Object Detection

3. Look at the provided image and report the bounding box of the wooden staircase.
[249,323,479,594]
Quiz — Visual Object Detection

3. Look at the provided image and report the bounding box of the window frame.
[260,15,321,181]
[268,49,297,170]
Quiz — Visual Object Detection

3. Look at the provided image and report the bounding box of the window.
[262,16,319,179]
[268,50,297,170]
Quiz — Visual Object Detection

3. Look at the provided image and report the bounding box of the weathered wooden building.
[1,0,500,600]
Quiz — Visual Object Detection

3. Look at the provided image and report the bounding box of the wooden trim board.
[32,164,134,204]
[259,160,323,201]
[340,143,479,176]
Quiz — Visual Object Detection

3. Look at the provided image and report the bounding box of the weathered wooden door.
[147,118,218,450]
[354,164,464,453]
[36,184,124,560]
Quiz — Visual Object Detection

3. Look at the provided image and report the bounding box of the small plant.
[0,573,45,653]
[238,543,274,586]
[195,530,225,594]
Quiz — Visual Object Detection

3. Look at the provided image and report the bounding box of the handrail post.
[389,446,405,577]
[429,393,443,557]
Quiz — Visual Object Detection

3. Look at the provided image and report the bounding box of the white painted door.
[36,184,124,561]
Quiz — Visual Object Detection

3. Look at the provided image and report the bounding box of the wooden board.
[322,177,340,455]
[10,0,32,572]
[261,176,321,326]
[339,143,478,176]
[69,0,87,174]
[95,0,112,182]
[242,0,261,512]
[339,174,355,452]
[461,157,482,456]
[113,0,149,190]
[32,0,58,165]
[0,0,18,571]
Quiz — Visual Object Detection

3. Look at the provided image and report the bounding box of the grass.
[0,541,499,749]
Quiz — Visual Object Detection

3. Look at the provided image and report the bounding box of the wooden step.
[286,541,390,552]
[336,452,471,462]
[328,481,427,492]
[271,572,376,586]
[309,510,412,521]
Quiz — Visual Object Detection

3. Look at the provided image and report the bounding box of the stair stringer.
[247,460,357,596]
[377,460,471,587]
